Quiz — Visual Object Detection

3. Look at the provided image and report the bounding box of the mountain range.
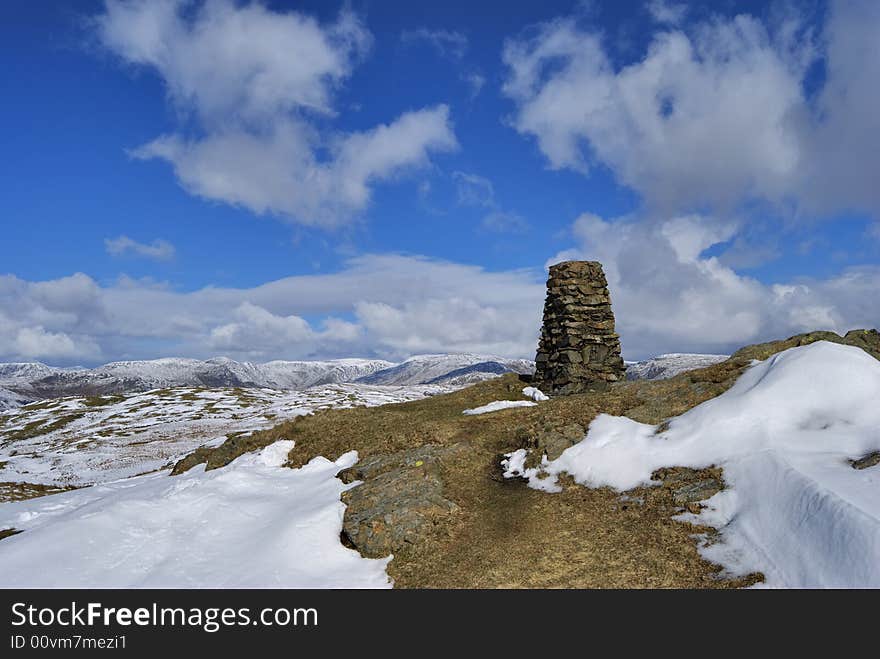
[0,352,729,410]
[0,354,535,408]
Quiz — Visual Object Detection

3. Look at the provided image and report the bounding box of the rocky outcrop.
[851,451,880,470]
[534,261,625,394]
[338,444,467,557]
[520,423,585,470]
[651,466,724,513]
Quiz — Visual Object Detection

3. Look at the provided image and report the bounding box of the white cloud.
[0,256,545,364]
[453,171,529,233]
[13,327,99,361]
[97,0,371,122]
[135,107,456,227]
[551,212,880,358]
[209,302,314,353]
[646,0,687,26]
[3,244,879,364]
[97,1,457,227]
[799,0,880,218]
[502,14,812,214]
[105,235,176,260]
[401,28,468,59]
[501,1,880,220]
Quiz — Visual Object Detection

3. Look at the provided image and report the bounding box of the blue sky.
[1,0,879,365]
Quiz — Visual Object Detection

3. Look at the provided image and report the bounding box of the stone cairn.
[534,261,625,394]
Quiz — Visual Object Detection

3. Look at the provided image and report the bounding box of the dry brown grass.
[173,359,757,587]
[0,481,76,504]
[160,329,880,587]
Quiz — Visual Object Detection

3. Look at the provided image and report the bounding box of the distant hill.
[0,354,537,407]
[0,350,746,410]
[625,353,729,381]
[358,354,535,387]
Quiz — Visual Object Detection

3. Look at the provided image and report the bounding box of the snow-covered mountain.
[625,353,729,381]
[357,354,535,386]
[0,357,393,403]
[0,387,29,411]
[0,351,735,407]
[0,354,535,406]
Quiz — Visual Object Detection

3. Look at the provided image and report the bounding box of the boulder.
[339,444,466,557]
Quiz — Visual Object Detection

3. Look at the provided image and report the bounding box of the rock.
[850,451,880,470]
[651,466,724,506]
[521,423,585,469]
[842,329,880,360]
[339,444,466,557]
[671,479,723,506]
[534,261,625,394]
[0,528,22,542]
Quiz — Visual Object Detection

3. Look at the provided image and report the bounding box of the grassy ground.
[175,329,879,588]
[0,481,75,503]
[11,329,877,587]
[174,352,739,586]
[276,373,762,588]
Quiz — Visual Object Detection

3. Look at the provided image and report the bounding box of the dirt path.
[171,329,879,588]
[384,447,743,588]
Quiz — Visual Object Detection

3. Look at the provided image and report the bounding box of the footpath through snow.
[504,341,880,587]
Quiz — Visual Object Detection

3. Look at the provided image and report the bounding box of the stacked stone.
[534,261,625,394]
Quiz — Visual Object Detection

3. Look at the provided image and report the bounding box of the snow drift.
[0,442,391,588]
[504,341,880,587]
[463,400,537,415]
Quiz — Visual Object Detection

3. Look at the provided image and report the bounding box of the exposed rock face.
[534,261,625,394]
[338,444,466,557]
[851,451,880,470]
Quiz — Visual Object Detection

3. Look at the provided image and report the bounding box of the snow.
[463,400,537,415]
[0,386,29,411]
[0,353,534,404]
[358,354,534,386]
[625,353,728,381]
[522,386,549,401]
[0,383,451,487]
[0,441,392,588]
[503,342,880,587]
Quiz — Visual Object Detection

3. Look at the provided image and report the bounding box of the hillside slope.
[3,329,877,588]
[171,328,879,588]
[0,354,535,404]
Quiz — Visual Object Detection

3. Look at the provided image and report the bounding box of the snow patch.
[0,383,451,487]
[626,353,728,381]
[504,342,880,587]
[0,442,392,588]
[463,400,537,415]
[522,386,549,401]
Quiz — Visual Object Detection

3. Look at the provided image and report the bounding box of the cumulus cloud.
[96,0,457,227]
[401,28,468,59]
[13,327,99,361]
[502,1,880,220]
[134,106,456,227]
[0,273,106,361]
[551,212,880,358]
[0,256,545,364]
[105,235,176,260]
[502,13,812,214]
[3,243,879,364]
